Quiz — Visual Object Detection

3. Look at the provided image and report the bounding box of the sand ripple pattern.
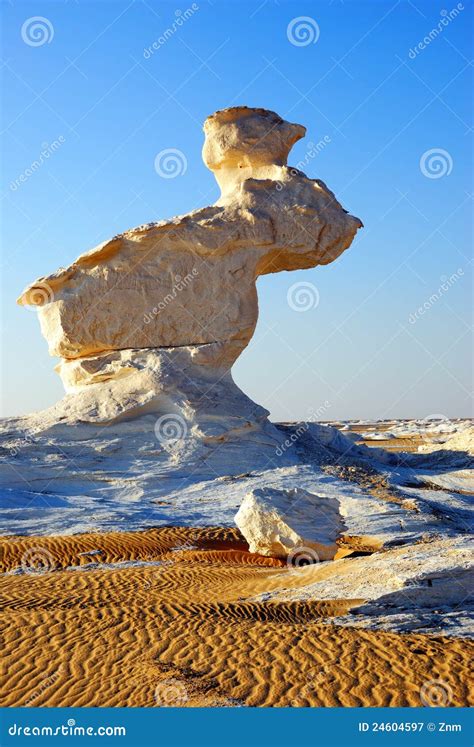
[1,528,472,707]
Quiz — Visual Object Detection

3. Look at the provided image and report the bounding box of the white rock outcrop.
[235,486,344,560]
[17,106,361,432]
[417,424,474,456]
[251,536,473,636]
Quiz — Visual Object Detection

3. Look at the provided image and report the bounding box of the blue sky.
[1,0,472,421]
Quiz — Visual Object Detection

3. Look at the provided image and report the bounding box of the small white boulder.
[235,487,344,560]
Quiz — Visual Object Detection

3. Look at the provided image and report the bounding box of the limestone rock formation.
[235,487,343,560]
[18,106,361,427]
[250,536,473,636]
[6,107,366,522]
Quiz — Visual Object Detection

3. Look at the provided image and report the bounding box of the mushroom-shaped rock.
[18,106,362,427]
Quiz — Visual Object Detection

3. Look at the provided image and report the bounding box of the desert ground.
[1,420,472,709]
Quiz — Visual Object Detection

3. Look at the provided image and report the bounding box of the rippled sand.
[1,527,472,708]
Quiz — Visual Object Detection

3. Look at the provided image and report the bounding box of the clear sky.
[1,0,472,422]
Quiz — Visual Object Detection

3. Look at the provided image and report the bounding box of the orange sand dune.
[1,528,472,708]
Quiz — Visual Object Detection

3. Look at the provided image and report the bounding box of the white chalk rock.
[251,536,474,636]
[18,106,361,394]
[235,486,344,560]
[11,107,362,490]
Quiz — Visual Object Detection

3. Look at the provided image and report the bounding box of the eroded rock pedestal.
[7,106,364,532]
[18,106,361,443]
